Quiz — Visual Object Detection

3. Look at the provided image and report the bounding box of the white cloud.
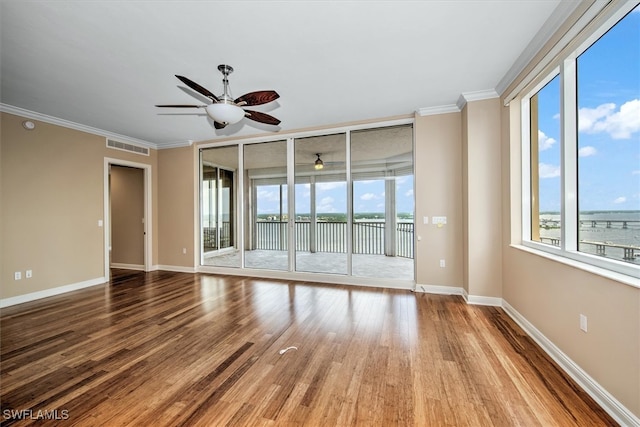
[579,99,640,139]
[578,146,597,157]
[405,189,414,197]
[632,170,640,175]
[317,196,336,212]
[317,182,346,191]
[613,196,627,204]
[539,163,560,178]
[360,193,378,201]
[538,130,556,151]
[257,189,280,202]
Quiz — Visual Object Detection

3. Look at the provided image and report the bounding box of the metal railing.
[254,221,414,258]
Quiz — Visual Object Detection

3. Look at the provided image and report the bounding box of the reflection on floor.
[203,249,414,280]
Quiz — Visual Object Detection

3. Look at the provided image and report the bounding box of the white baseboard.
[502,300,640,427]
[110,263,145,271]
[462,289,503,306]
[413,284,464,295]
[413,285,503,307]
[151,264,197,273]
[0,277,107,308]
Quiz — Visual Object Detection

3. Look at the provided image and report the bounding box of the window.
[522,3,639,277]
[529,74,562,247]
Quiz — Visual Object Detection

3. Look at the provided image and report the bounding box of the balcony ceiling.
[1,1,571,149]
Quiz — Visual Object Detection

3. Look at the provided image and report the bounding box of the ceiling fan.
[156,64,281,129]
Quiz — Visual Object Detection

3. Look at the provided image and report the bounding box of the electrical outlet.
[439,259,445,268]
[579,314,588,332]
[26,270,32,278]
[14,272,22,280]
[182,248,187,255]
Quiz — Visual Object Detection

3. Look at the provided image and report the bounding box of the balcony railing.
[254,221,414,259]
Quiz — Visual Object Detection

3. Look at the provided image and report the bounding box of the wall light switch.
[14,272,21,280]
[423,216,429,224]
[432,216,447,225]
[580,314,588,332]
[98,219,104,227]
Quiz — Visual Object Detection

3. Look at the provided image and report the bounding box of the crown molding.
[496,0,586,97]
[158,139,194,149]
[0,103,158,149]
[456,89,500,110]
[416,104,460,116]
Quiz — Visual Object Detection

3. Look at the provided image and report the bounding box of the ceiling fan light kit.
[157,64,281,129]
[204,102,245,125]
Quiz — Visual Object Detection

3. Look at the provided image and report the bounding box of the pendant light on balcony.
[314,153,324,170]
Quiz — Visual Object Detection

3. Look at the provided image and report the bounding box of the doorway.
[104,158,152,275]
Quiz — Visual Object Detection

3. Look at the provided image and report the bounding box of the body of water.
[539,211,640,264]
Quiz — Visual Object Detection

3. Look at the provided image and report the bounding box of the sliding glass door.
[201,145,239,267]
[200,123,414,282]
[351,126,414,280]
[243,140,289,271]
[294,134,348,275]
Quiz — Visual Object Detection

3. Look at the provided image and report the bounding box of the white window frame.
[520,1,640,279]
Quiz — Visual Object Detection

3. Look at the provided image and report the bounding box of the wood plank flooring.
[1,270,616,426]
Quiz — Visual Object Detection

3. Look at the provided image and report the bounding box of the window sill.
[510,243,640,289]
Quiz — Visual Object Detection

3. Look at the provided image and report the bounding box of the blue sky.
[537,6,639,212]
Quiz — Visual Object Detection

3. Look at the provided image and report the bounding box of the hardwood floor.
[1,270,616,426]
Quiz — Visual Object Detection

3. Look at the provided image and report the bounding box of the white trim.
[104,158,153,275]
[502,1,610,106]
[413,284,464,295]
[152,265,198,273]
[159,139,194,149]
[0,277,106,308]
[496,0,584,98]
[416,104,460,116]
[457,90,500,110]
[0,103,157,149]
[110,263,145,271]
[462,289,503,306]
[502,300,640,427]
[513,244,640,288]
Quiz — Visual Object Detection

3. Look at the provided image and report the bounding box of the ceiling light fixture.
[157,64,280,130]
[204,102,245,125]
[314,153,324,170]
[203,66,245,125]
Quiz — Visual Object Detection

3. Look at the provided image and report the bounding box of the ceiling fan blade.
[155,104,204,108]
[243,110,281,126]
[214,121,227,129]
[175,75,219,102]
[235,90,279,106]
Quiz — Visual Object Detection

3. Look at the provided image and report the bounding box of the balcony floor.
[203,249,414,280]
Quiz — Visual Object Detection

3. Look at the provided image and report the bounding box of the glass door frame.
[198,117,415,288]
[200,156,238,264]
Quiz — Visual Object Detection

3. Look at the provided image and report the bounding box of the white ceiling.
[1,1,575,149]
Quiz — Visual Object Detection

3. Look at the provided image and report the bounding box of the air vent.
[106,138,149,156]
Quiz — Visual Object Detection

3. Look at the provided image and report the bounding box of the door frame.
[104,157,152,275]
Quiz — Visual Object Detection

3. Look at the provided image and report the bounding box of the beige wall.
[157,145,196,268]
[462,98,503,298]
[500,96,640,416]
[499,1,640,415]
[110,165,144,266]
[414,112,464,288]
[0,112,158,299]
